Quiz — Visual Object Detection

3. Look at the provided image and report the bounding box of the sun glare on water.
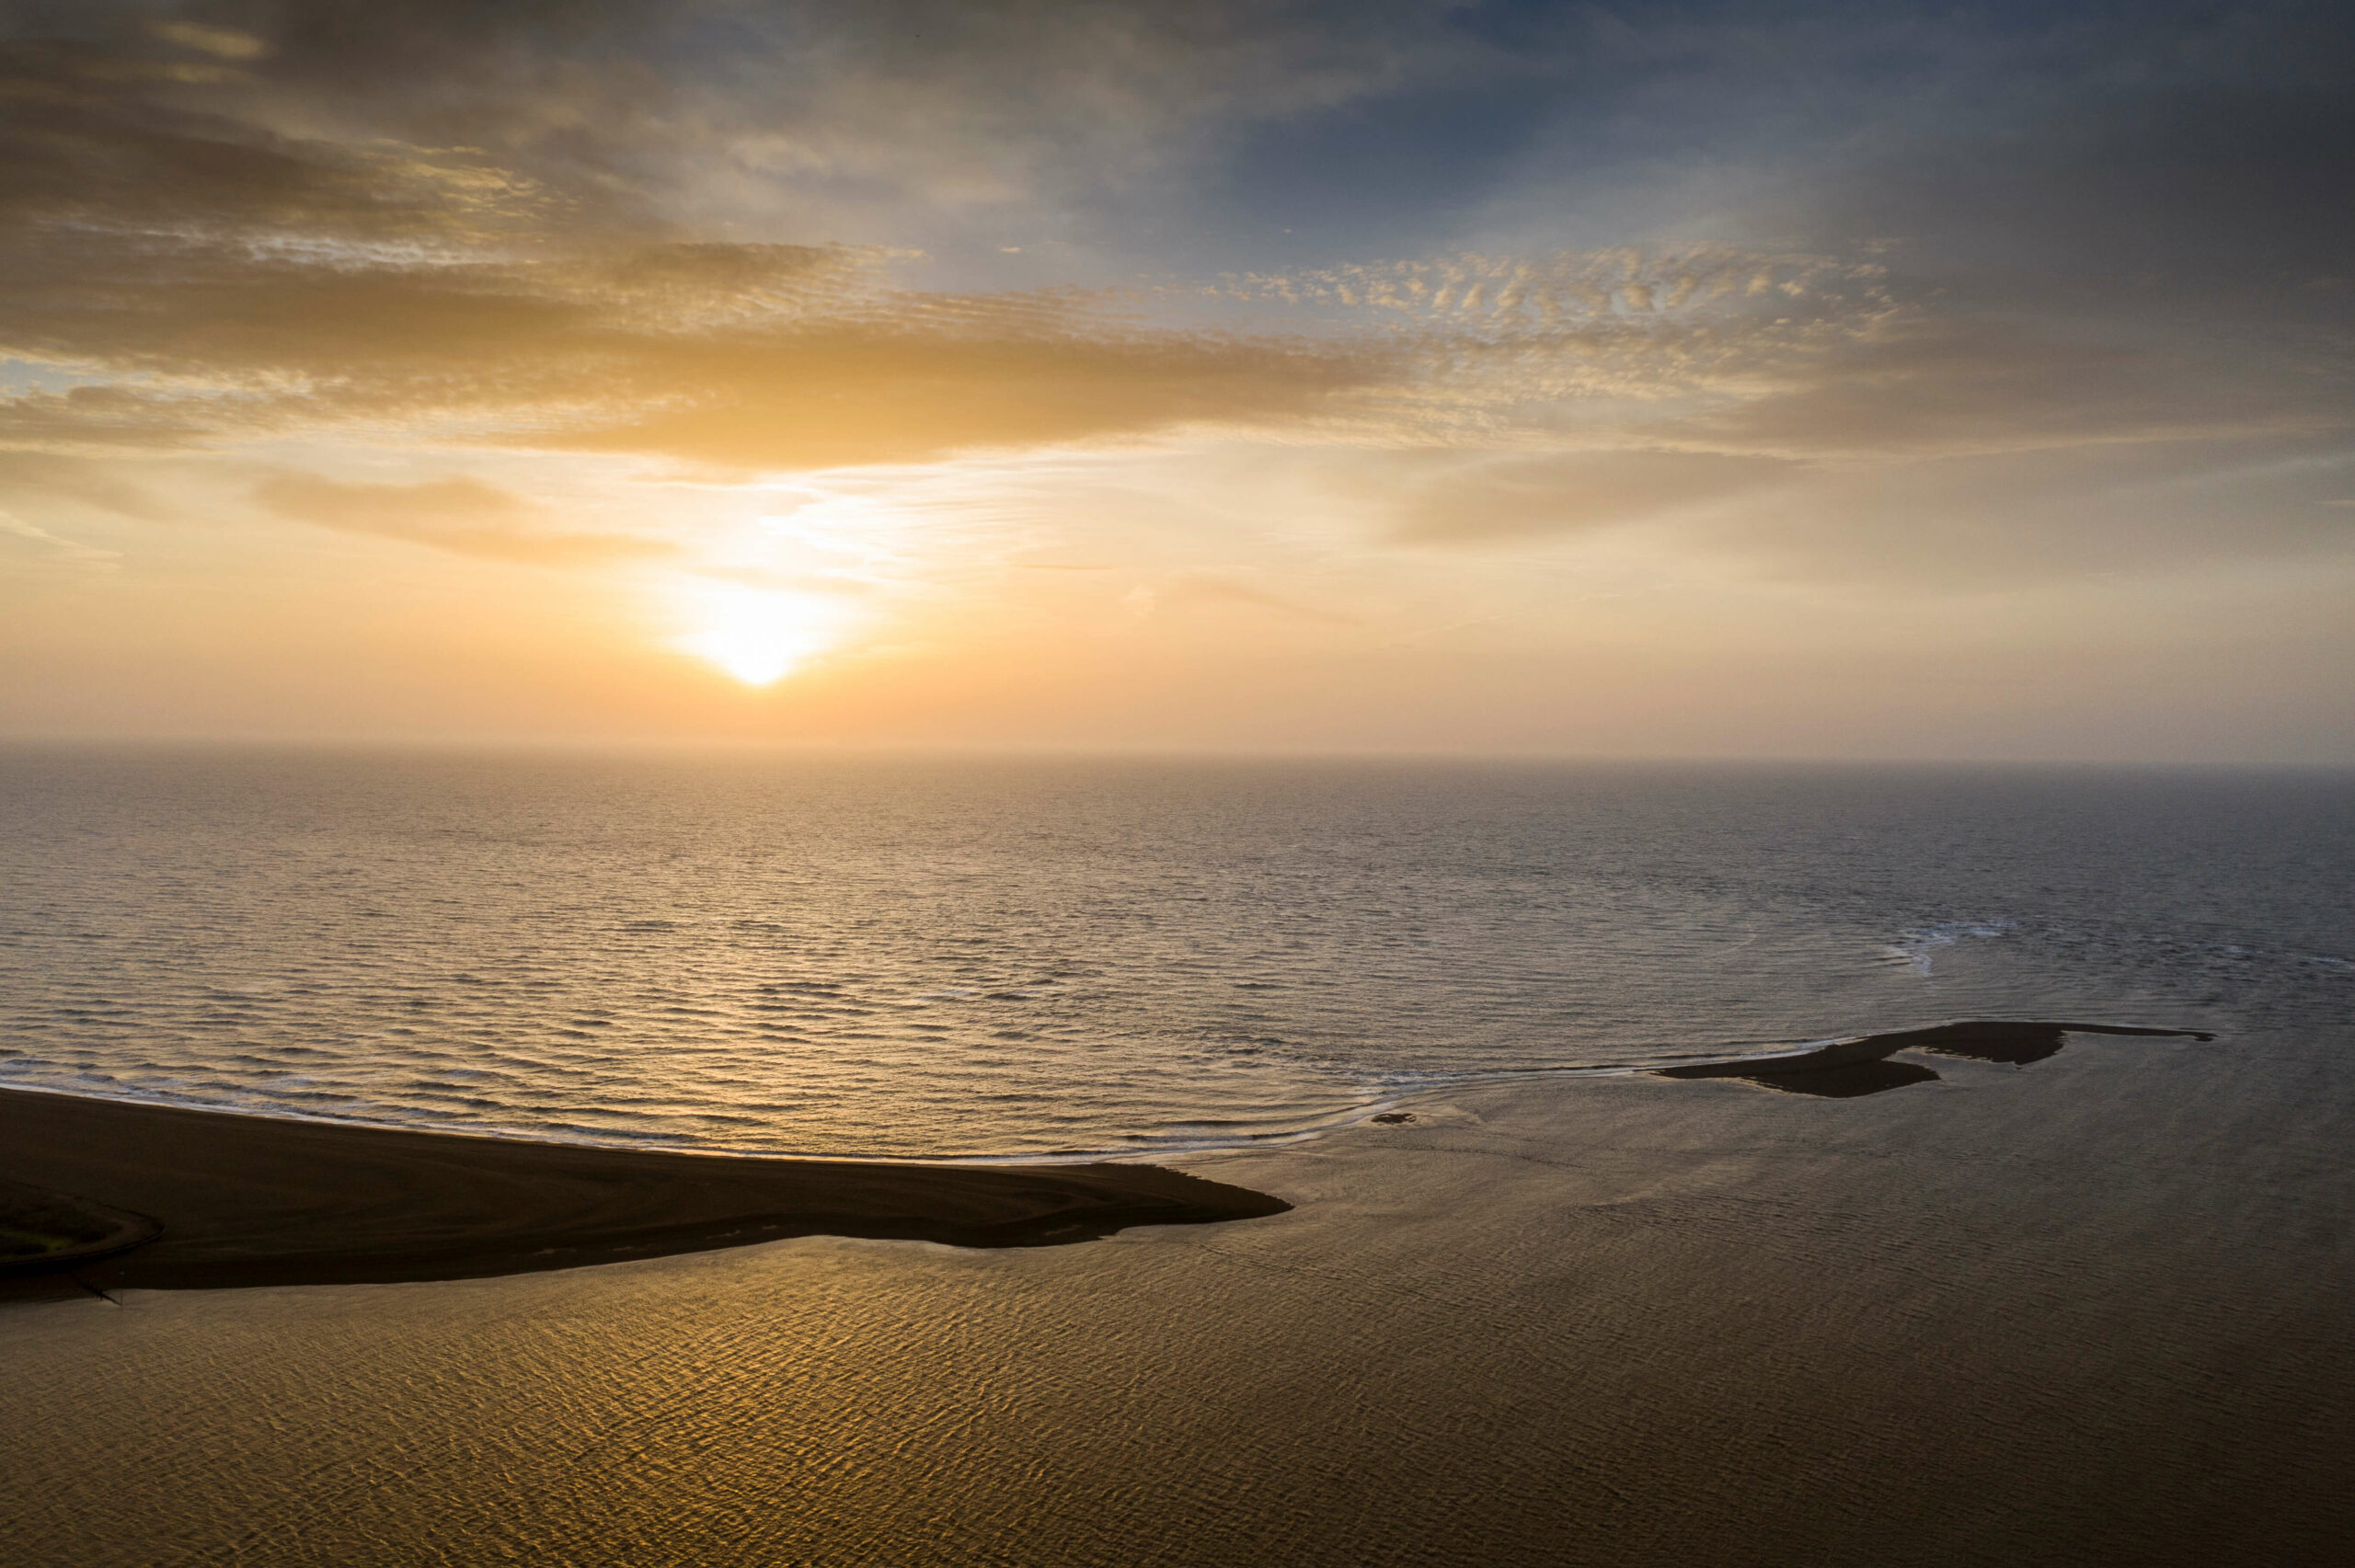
[676,586,847,686]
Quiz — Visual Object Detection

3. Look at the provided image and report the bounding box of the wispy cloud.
[4,11,2342,491]
[0,508,119,567]
[1384,451,1798,545]
[1155,571,1360,624]
[253,473,675,565]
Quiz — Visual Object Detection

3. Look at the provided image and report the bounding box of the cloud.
[1657,315,2342,462]
[0,452,167,518]
[0,17,1400,470]
[1795,76,2355,330]
[1,2,2346,506]
[1195,246,1874,333]
[252,472,674,565]
[0,35,539,241]
[0,213,1396,467]
[17,0,1437,266]
[147,21,271,63]
[1685,435,2355,587]
[554,318,1388,470]
[4,1,2354,761]
[1386,450,1798,545]
[0,508,119,567]
[1158,571,1358,624]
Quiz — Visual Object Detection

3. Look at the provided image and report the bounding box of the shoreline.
[0,1019,2212,1300]
[0,1088,1291,1302]
[0,1020,2220,1168]
[0,1077,1388,1169]
[6,1021,2339,1565]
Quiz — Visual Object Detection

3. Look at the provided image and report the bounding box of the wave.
[0,1016,2221,1162]
[1884,921,2015,976]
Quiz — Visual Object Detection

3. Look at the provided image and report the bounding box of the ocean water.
[6,748,2354,1567]
[2,748,2349,1159]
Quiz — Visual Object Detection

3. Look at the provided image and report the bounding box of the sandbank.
[0,1088,1290,1299]
[1655,1019,2214,1096]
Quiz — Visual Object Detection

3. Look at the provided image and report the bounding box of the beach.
[0,1088,1286,1299]
[0,1021,2213,1297]
[5,1020,2349,1566]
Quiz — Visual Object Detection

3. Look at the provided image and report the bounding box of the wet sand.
[5,1026,2348,1568]
[0,1023,2206,1297]
[0,1089,1288,1299]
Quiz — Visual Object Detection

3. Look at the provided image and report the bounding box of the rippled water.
[2,749,2349,1157]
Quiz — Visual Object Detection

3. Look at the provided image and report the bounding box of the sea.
[4,747,2348,1159]
[8,746,2355,1566]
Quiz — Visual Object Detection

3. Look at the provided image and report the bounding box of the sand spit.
[0,1089,1290,1300]
[1655,1020,2215,1097]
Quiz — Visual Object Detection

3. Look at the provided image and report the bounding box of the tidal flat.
[5,1023,2347,1567]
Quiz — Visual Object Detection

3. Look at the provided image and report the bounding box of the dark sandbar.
[1655,1020,2214,1097]
[0,1089,1290,1299]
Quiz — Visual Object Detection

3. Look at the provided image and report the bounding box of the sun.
[675,586,847,686]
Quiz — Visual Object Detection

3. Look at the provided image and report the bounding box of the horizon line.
[3,734,2349,772]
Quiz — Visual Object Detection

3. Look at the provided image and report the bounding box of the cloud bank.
[1,1,2349,756]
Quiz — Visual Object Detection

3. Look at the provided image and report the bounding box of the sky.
[1,0,2349,760]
